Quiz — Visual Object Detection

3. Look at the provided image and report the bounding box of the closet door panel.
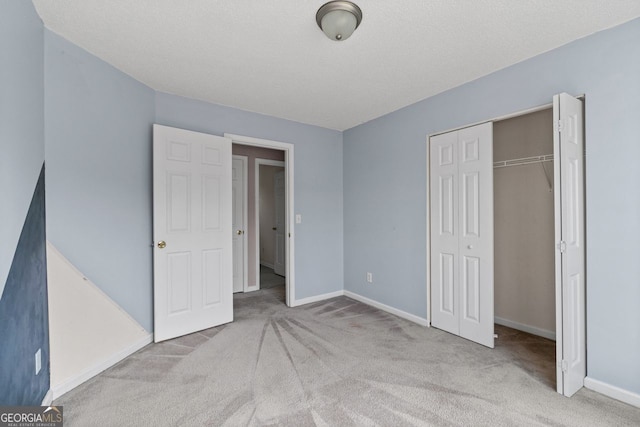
[461,172,480,238]
[458,123,494,348]
[430,131,460,335]
[462,255,481,322]
[439,175,455,236]
[439,253,455,315]
[554,92,585,397]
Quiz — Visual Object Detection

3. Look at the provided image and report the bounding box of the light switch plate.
[295,214,302,224]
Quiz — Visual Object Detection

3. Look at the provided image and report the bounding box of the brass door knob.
[157,241,166,249]
[236,230,243,235]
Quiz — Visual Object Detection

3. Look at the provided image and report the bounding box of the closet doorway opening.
[493,108,556,390]
[228,134,295,307]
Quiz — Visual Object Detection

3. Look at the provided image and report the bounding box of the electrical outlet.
[35,348,41,375]
[366,272,373,283]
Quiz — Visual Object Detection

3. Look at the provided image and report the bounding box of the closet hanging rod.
[493,154,554,169]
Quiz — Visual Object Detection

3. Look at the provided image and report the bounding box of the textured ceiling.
[33,1,640,131]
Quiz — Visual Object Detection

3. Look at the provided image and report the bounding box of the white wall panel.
[47,242,150,396]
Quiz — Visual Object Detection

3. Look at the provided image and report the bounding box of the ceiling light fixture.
[316,1,363,41]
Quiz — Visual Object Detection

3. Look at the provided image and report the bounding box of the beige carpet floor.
[55,287,640,426]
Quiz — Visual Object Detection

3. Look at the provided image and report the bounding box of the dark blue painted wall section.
[0,165,49,405]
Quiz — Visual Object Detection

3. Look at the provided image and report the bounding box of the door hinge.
[557,241,567,253]
[554,120,563,133]
[561,360,568,373]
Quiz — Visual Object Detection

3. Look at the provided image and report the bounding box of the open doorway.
[229,134,294,306]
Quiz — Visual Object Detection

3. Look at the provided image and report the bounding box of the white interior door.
[232,156,247,293]
[430,122,494,348]
[273,169,286,276]
[153,124,233,343]
[553,93,586,397]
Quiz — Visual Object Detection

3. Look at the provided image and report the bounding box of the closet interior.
[493,108,556,384]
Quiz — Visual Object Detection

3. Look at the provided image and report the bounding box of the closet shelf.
[493,154,554,169]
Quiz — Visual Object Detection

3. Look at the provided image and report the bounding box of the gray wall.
[0,0,50,405]
[0,0,45,296]
[344,18,640,395]
[44,31,156,331]
[156,93,344,300]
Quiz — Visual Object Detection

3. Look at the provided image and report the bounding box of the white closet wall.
[494,109,556,339]
[47,241,151,398]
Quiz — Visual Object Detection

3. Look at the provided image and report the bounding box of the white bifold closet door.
[430,122,494,348]
[554,93,586,397]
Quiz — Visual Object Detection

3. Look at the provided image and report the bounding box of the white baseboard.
[344,291,429,326]
[41,389,53,406]
[585,377,640,408]
[51,333,152,400]
[293,290,344,307]
[260,262,274,270]
[494,316,556,341]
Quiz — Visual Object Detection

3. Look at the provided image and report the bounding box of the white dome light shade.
[321,10,357,41]
[316,1,363,41]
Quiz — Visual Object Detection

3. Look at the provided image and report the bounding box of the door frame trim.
[255,158,286,291]
[225,133,295,307]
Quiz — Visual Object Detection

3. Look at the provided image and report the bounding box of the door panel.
[168,173,190,232]
[203,176,221,231]
[168,252,191,314]
[439,175,455,235]
[566,159,579,246]
[462,255,480,322]
[439,253,455,315]
[203,249,222,305]
[462,172,480,237]
[553,93,586,397]
[153,124,233,343]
